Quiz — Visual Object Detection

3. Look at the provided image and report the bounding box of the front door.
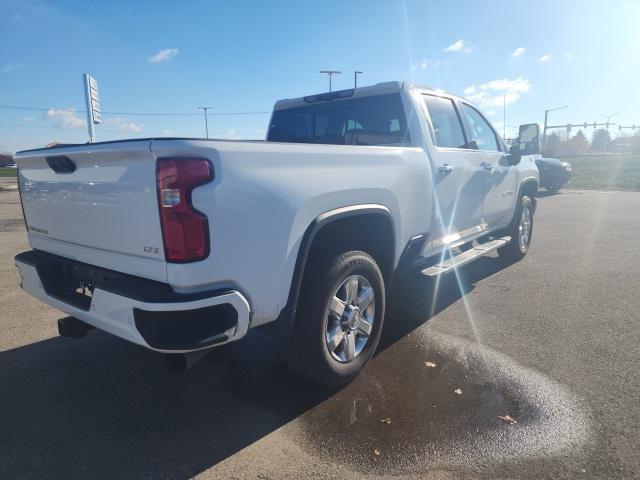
[459,102,518,228]
[421,93,486,251]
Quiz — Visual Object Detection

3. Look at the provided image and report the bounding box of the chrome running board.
[421,236,512,277]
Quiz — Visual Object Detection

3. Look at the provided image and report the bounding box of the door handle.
[482,162,495,172]
[438,164,454,174]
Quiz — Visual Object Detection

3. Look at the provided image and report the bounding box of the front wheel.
[498,195,534,261]
[283,250,385,387]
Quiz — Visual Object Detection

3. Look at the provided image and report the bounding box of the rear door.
[420,93,485,249]
[459,102,518,228]
[16,141,168,282]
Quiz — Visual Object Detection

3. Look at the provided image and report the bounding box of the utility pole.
[198,106,213,139]
[354,71,363,88]
[600,113,619,130]
[320,70,341,92]
[542,105,569,148]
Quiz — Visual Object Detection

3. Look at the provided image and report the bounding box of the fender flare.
[274,204,394,335]
[518,176,539,209]
[506,177,538,232]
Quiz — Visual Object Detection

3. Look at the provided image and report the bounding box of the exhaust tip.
[57,316,94,339]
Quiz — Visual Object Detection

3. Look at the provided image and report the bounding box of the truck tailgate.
[15,141,168,282]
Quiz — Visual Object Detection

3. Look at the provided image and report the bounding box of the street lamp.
[320,70,341,92]
[503,94,506,139]
[198,106,213,139]
[354,71,363,88]
[542,105,569,148]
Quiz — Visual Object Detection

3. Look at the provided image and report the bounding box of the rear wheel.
[498,195,534,261]
[546,184,560,194]
[283,250,385,387]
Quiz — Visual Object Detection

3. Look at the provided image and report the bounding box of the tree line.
[543,128,640,156]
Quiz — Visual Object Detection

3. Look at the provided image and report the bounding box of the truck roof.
[273,81,459,110]
[18,82,462,155]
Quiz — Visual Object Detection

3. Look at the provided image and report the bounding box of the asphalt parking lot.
[1,181,639,480]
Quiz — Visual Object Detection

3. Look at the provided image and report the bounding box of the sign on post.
[83,73,101,142]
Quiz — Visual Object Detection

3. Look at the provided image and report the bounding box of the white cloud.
[463,77,531,108]
[0,140,18,155]
[2,64,22,74]
[149,48,178,63]
[564,52,574,60]
[105,117,142,133]
[463,85,477,95]
[443,39,473,54]
[510,47,526,58]
[411,58,449,72]
[538,54,552,63]
[485,110,496,117]
[45,108,85,128]
[479,78,531,93]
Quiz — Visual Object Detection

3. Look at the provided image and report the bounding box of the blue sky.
[1,0,639,153]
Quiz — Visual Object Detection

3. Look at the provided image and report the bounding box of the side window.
[461,103,500,151]
[423,95,467,148]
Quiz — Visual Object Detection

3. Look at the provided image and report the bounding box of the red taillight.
[156,158,213,262]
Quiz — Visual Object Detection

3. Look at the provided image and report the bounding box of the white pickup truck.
[14,81,540,386]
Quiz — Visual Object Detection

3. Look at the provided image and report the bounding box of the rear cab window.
[422,94,467,148]
[267,93,411,146]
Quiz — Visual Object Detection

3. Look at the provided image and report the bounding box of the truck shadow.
[0,256,514,479]
[381,254,514,350]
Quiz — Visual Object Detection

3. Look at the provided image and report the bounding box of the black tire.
[546,184,560,194]
[283,250,385,387]
[498,195,534,261]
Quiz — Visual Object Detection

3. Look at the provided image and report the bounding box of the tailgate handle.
[46,156,76,174]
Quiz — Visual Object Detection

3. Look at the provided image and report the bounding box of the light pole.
[543,105,569,148]
[198,106,213,139]
[503,94,506,139]
[599,112,619,129]
[354,71,363,88]
[320,70,341,92]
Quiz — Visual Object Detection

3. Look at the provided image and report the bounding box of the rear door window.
[461,103,500,152]
[267,93,411,146]
[422,94,467,148]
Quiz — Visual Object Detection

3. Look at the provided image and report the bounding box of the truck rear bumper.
[14,250,251,353]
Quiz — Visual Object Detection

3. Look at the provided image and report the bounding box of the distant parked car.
[0,153,14,166]
[535,157,571,193]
